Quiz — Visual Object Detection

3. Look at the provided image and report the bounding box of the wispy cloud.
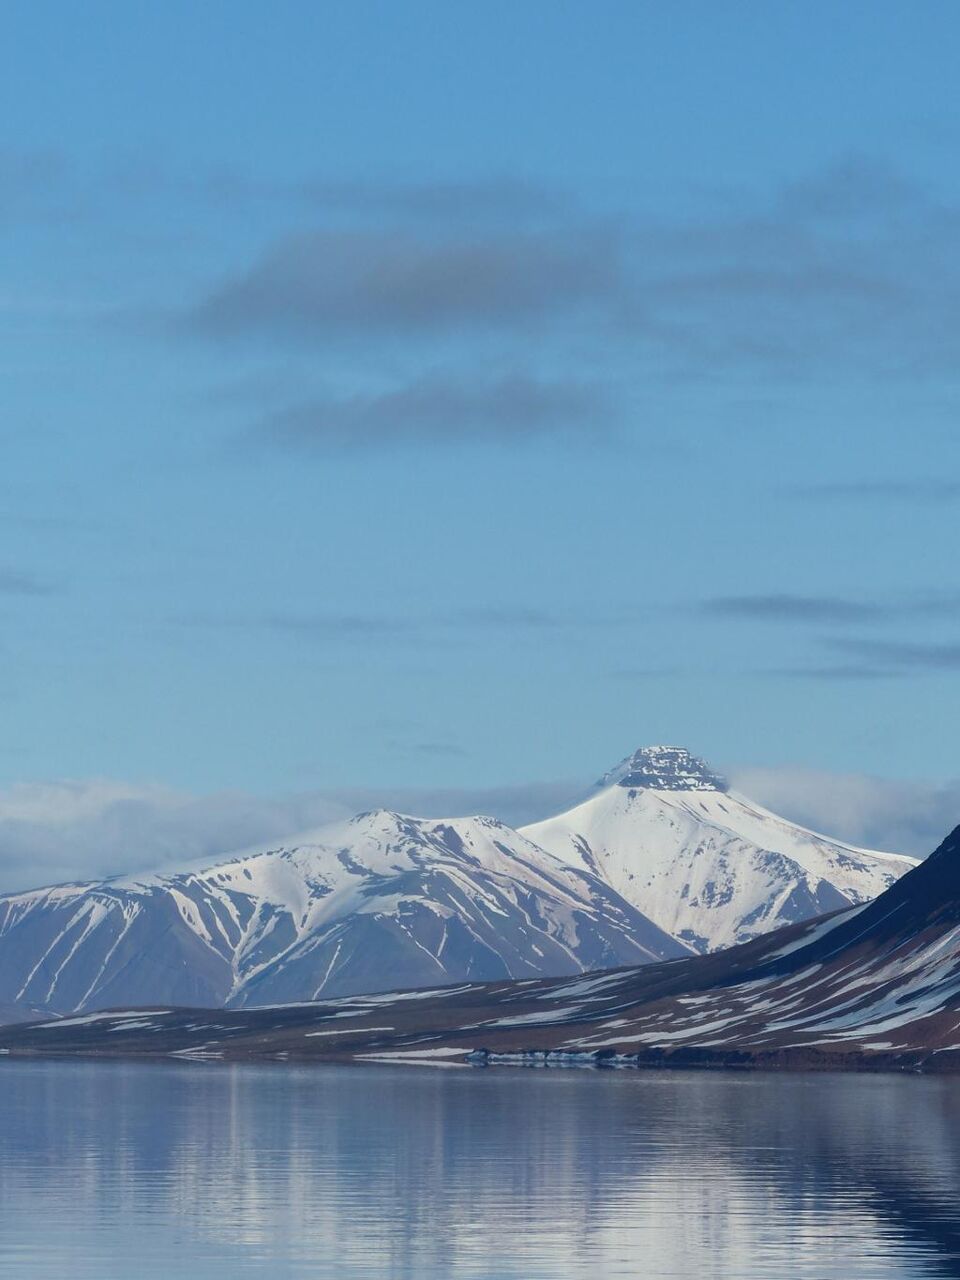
[0,776,579,892]
[791,480,960,503]
[701,595,889,624]
[17,146,960,392]
[255,373,612,451]
[187,226,620,339]
[700,591,960,625]
[0,148,75,226]
[0,779,350,892]
[190,157,934,367]
[262,613,416,639]
[608,666,685,680]
[699,591,960,678]
[294,175,571,224]
[774,156,921,221]
[824,636,960,671]
[177,604,639,644]
[758,663,905,681]
[164,151,960,469]
[0,568,57,597]
[605,155,960,381]
[729,763,960,858]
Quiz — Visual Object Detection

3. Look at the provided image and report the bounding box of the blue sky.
[3,0,960,816]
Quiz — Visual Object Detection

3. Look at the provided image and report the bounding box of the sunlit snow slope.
[0,810,687,1015]
[522,746,917,953]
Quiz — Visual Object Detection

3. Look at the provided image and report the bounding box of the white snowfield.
[523,746,916,954]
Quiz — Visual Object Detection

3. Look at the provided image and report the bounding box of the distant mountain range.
[0,746,917,1020]
[11,821,957,1072]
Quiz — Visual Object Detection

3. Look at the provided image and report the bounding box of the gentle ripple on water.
[1,1060,960,1278]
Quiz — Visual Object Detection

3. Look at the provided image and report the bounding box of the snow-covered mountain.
[10,823,960,1072]
[0,809,687,1017]
[0,744,919,1021]
[522,745,917,953]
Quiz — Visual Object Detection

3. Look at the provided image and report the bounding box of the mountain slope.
[521,746,916,953]
[0,810,687,1016]
[0,1004,48,1027]
[10,823,960,1071]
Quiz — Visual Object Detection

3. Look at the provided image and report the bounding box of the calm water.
[2,1061,960,1278]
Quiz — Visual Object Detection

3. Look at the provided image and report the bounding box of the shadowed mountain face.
[0,810,686,1017]
[522,746,916,954]
[0,1004,46,1027]
[5,824,959,1071]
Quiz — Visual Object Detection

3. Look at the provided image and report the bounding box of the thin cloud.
[257,373,612,450]
[0,150,573,233]
[0,568,57,597]
[825,637,960,671]
[759,664,905,681]
[792,480,960,503]
[121,164,573,225]
[701,595,888,624]
[620,155,960,381]
[0,776,580,892]
[773,155,924,222]
[700,592,960,625]
[22,148,960,387]
[0,779,350,893]
[188,227,621,338]
[264,613,416,639]
[729,763,960,858]
[608,666,685,679]
[177,604,639,643]
[454,607,586,629]
[0,147,68,191]
[0,148,75,226]
[161,152,960,450]
[295,175,572,223]
[264,609,559,639]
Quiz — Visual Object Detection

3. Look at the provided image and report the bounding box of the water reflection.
[1,1061,959,1278]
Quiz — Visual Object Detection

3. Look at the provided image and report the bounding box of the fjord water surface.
[1,1061,959,1278]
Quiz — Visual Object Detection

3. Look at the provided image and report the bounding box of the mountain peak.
[597,745,728,793]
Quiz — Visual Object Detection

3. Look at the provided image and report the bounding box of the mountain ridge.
[0,807,686,1018]
[6,822,956,1072]
[0,745,919,1022]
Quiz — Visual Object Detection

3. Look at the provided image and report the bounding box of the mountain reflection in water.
[1,1061,959,1279]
